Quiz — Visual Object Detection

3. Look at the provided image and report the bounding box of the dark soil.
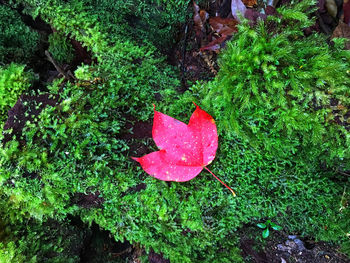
[2,93,58,145]
[79,222,134,263]
[72,192,105,209]
[120,119,153,140]
[119,117,154,157]
[148,250,170,263]
[240,227,350,263]
[72,219,168,263]
[329,98,350,131]
[120,183,147,197]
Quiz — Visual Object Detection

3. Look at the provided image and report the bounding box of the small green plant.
[48,32,74,64]
[257,220,283,238]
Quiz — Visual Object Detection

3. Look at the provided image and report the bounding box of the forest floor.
[5,0,350,262]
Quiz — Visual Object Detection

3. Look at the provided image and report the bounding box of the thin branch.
[45,50,72,80]
[336,169,350,177]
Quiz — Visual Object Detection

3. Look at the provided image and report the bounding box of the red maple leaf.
[132,103,235,196]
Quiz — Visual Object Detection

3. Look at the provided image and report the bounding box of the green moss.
[202,0,350,169]
[0,63,34,122]
[0,5,39,64]
[48,32,75,64]
[0,215,85,263]
[0,0,349,262]
[82,0,191,49]
[17,0,190,49]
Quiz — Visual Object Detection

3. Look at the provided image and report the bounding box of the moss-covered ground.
[0,0,349,262]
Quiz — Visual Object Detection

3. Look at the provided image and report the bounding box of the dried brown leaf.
[200,10,209,23]
[331,15,350,50]
[209,17,238,36]
[242,0,257,8]
[200,36,228,52]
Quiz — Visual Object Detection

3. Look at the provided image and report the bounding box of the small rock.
[277,244,290,253]
[285,240,297,250]
[288,235,297,240]
[293,238,306,251]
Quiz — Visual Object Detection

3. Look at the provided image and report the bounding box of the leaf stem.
[204,167,236,196]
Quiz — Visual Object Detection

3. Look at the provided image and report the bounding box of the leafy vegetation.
[202,1,350,170]
[0,5,39,64]
[0,0,349,262]
[257,220,283,239]
[0,214,85,263]
[48,32,75,64]
[163,0,350,255]
[0,63,35,122]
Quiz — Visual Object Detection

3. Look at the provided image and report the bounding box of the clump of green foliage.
[18,0,190,50]
[48,32,75,64]
[257,220,282,238]
[0,63,34,122]
[0,0,349,262]
[0,215,85,263]
[202,0,350,170]
[0,5,39,64]
[84,0,191,49]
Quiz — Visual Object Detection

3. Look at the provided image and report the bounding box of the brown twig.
[110,246,133,258]
[336,169,350,176]
[45,50,74,81]
[181,23,189,72]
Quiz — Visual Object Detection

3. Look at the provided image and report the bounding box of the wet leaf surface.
[132,104,218,182]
